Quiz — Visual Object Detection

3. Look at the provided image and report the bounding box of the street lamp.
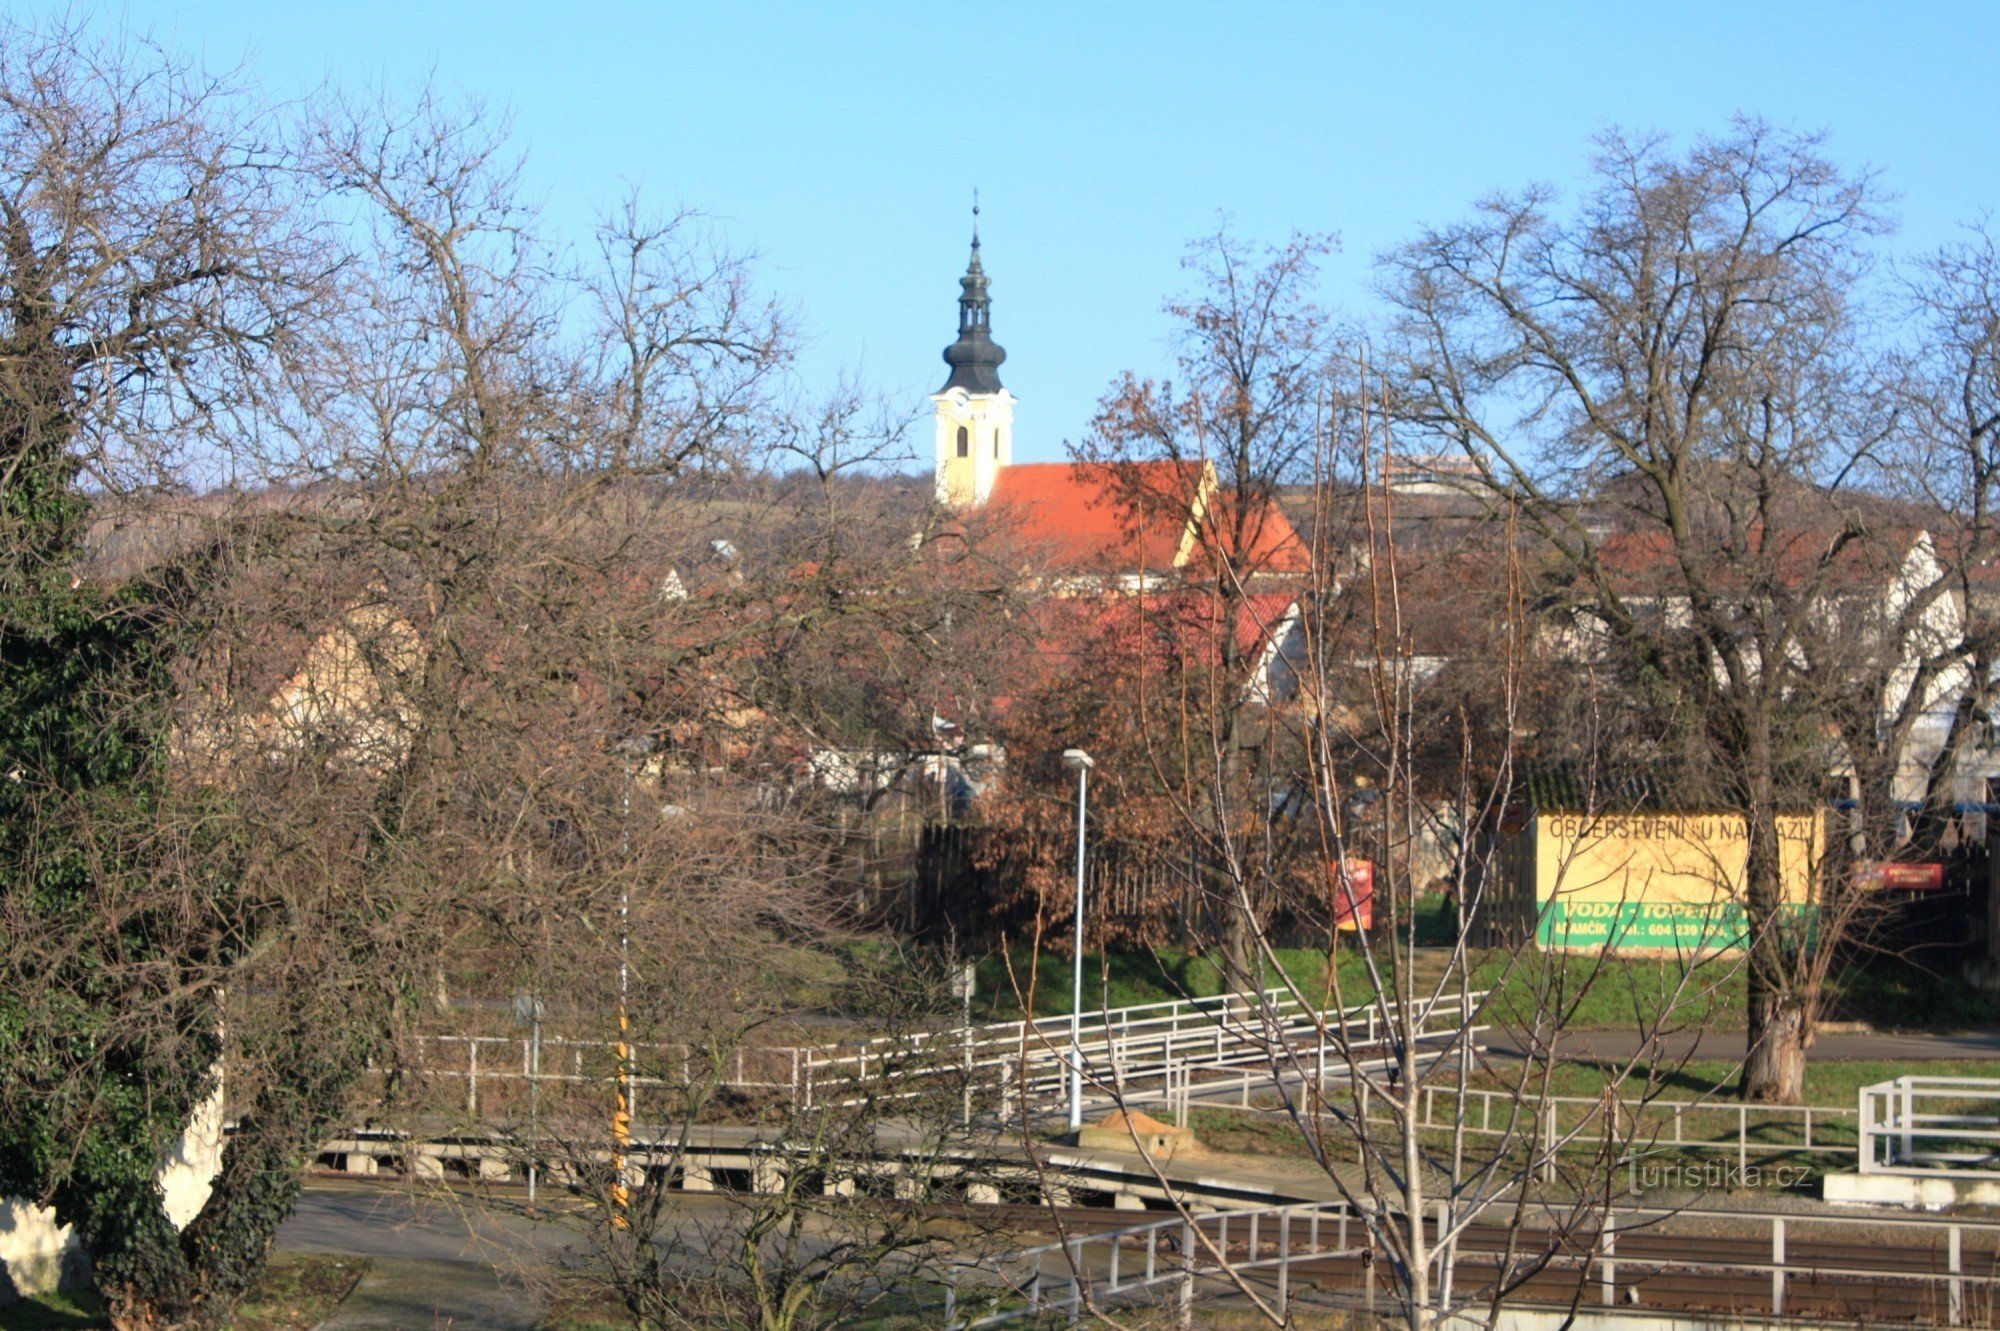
[1062,748,1094,1134]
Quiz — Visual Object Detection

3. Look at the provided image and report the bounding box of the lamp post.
[1062,748,1094,1134]
[511,991,545,1208]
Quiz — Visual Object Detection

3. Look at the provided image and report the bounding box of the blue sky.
[89,1,2000,465]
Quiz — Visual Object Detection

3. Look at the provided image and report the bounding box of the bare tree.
[1073,227,1333,980]
[0,52,842,1329]
[0,18,328,1328]
[1377,121,1952,1102]
[1861,223,2000,843]
[1025,383,1731,1331]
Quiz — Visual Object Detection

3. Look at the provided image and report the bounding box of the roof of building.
[985,460,1203,572]
[1186,486,1312,576]
[983,460,1311,578]
[1021,587,1303,680]
[1592,525,1935,597]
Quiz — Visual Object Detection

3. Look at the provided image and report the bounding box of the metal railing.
[947,1202,1359,1328]
[1218,1080,1861,1170]
[803,985,1487,1116]
[1861,1075,2000,1176]
[399,1034,808,1119]
[392,986,1489,1122]
[948,1199,2000,1328]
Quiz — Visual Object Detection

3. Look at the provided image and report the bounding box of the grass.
[1519,1057,1999,1106]
[967,938,2000,1033]
[0,1254,367,1331]
[1167,1058,2000,1183]
[1483,948,2000,1032]
[0,1291,102,1331]
[972,941,1733,1029]
[973,944,1385,1020]
[1184,1105,1324,1160]
[225,1253,369,1331]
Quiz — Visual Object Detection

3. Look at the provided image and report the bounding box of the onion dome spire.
[941,194,1006,394]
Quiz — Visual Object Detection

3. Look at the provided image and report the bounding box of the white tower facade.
[933,385,1014,508]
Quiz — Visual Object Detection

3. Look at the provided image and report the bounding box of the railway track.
[304,1171,2000,1324]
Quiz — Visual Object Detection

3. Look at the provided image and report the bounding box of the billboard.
[1529,812,1822,955]
[1855,861,1945,891]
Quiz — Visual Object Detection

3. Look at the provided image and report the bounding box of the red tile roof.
[985,460,1202,572]
[984,460,1309,577]
[1189,487,1312,575]
[1023,589,1301,682]
[1592,525,1931,597]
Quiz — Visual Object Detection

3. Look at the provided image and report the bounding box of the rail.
[393,986,1490,1122]
[948,1202,1358,1328]
[1216,1080,1861,1171]
[948,1198,2000,1327]
[804,986,1488,1116]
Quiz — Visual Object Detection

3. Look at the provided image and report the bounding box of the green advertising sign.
[1536,900,1817,953]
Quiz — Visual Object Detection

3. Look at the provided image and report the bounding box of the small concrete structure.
[1825,1171,2000,1209]
[1834,1074,2000,1209]
[1077,1110,1195,1161]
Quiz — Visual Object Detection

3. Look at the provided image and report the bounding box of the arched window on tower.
[993,429,1001,459]
[955,425,969,458]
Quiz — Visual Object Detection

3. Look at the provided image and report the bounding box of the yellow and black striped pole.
[613,885,631,1227]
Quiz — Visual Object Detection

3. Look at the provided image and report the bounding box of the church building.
[929,220,1308,586]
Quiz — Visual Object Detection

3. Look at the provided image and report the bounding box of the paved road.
[277,1184,561,1331]
[278,1181,564,1265]
[1489,1028,2000,1063]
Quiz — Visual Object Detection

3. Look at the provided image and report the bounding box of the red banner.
[1856,861,1946,891]
[1334,859,1374,931]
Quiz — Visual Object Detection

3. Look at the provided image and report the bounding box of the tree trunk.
[1740,778,1808,1104]
[1742,978,1808,1104]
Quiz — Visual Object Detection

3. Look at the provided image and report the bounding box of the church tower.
[933,208,1013,509]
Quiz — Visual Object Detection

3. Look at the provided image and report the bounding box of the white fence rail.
[1222,1079,1861,1172]
[1861,1075,2000,1176]
[806,986,1487,1116]
[948,1199,2000,1328]
[391,1002,1881,1179]
[949,1202,1359,1329]
[392,986,1487,1122]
